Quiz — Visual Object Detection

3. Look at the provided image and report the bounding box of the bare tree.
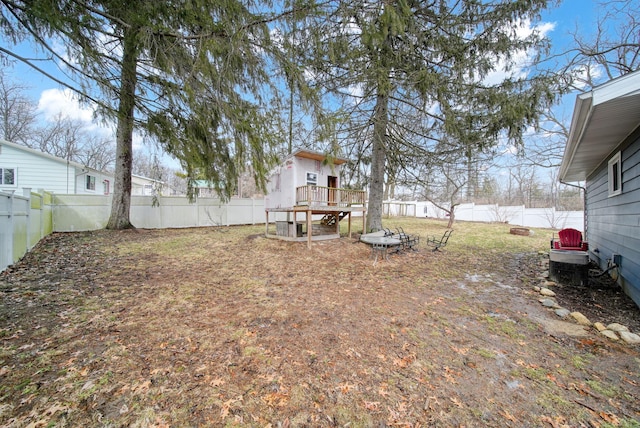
[0,71,37,144]
[519,0,640,177]
[508,164,540,207]
[566,0,640,87]
[76,137,116,171]
[29,114,115,170]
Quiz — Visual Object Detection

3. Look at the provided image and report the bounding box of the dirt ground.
[1,224,639,427]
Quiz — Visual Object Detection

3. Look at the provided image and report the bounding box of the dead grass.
[0,218,639,427]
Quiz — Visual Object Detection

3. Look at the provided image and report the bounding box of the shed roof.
[291,149,347,165]
[560,70,640,182]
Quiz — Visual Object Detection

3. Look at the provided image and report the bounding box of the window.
[608,152,622,196]
[0,167,15,185]
[306,172,317,185]
[86,175,96,191]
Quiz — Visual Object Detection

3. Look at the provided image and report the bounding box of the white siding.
[294,156,340,188]
[0,143,76,193]
[74,171,113,195]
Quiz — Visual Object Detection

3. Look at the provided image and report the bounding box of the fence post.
[5,190,15,268]
[22,188,32,250]
[37,190,44,242]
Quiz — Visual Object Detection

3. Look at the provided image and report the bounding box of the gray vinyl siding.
[586,130,640,308]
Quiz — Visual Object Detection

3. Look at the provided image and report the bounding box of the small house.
[0,139,163,196]
[264,149,367,247]
[559,70,640,309]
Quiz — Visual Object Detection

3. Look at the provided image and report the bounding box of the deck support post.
[306,209,312,249]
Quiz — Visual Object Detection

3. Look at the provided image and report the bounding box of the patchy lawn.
[1,219,639,427]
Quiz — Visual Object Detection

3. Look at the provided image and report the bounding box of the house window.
[103,180,110,195]
[86,175,96,191]
[306,172,317,186]
[0,167,16,186]
[608,151,622,196]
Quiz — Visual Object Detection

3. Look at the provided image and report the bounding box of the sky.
[1,0,604,173]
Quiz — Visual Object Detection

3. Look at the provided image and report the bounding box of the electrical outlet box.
[613,253,622,266]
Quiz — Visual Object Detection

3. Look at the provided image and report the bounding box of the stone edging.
[535,253,640,345]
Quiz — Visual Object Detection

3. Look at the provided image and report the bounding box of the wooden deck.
[265,186,367,248]
[295,185,366,208]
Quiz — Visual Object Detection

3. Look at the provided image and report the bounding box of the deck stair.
[320,212,347,226]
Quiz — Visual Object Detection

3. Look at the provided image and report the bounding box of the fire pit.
[509,227,530,236]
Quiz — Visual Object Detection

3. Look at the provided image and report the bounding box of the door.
[328,176,338,206]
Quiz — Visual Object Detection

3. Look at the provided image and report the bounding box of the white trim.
[0,166,17,187]
[85,174,96,192]
[306,171,318,185]
[608,151,622,197]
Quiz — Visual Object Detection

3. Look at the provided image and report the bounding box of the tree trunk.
[447,210,455,228]
[106,28,138,230]
[366,90,389,232]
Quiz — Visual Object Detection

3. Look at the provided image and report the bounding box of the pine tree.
[308,0,561,230]
[1,0,295,228]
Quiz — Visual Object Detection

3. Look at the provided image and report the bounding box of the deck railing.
[296,185,366,208]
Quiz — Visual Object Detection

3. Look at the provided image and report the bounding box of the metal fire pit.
[549,249,589,286]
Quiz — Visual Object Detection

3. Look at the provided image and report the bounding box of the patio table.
[361,235,402,265]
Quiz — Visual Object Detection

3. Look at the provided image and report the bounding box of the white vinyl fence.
[1,189,585,273]
[416,201,584,230]
[52,194,266,231]
[380,200,583,230]
[1,192,267,272]
[1,189,53,271]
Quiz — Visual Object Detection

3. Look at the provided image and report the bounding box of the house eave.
[559,71,640,183]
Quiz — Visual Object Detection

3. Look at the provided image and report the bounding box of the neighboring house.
[559,70,640,309]
[131,174,164,196]
[0,139,162,196]
[264,149,367,247]
[191,180,235,198]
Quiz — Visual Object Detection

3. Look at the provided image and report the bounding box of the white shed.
[264,149,367,247]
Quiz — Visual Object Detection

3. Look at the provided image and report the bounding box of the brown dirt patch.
[1,224,639,427]
[550,263,640,334]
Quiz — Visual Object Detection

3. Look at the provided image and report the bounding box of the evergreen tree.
[308,0,562,230]
[0,0,301,228]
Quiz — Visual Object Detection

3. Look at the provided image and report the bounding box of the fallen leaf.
[364,401,380,411]
[499,409,517,422]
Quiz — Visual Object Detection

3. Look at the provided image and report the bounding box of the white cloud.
[482,19,556,86]
[37,88,94,123]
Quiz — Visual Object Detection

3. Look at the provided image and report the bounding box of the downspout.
[560,179,587,236]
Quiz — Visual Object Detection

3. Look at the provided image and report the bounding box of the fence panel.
[395,200,584,230]
[52,194,266,231]
[0,190,54,272]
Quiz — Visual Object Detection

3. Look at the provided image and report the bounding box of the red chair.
[552,228,588,251]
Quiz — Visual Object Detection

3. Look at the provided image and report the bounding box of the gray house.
[559,70,640,309]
